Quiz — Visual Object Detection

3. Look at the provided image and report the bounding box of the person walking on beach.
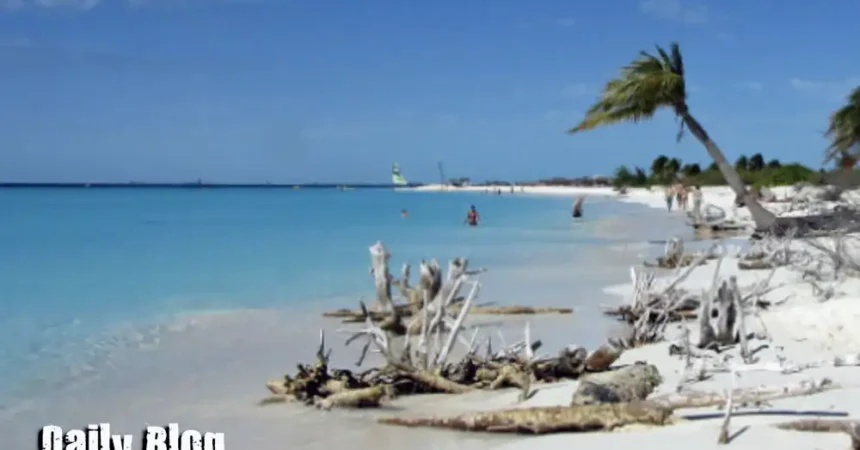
[678,185,689,211]
[673,182,685,212]
[664,186,674,212]
[691,185,703,221]
[465,205,480,227]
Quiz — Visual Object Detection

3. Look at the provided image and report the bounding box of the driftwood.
[323,246,571,321]
[379,402,674,433]
[379,377,839,434]
[264,241,612,409]
[644,237,717,269]
[604,240,775,349]
[323,304,573,324]
[774,419,860,450]
[571,363,662,405]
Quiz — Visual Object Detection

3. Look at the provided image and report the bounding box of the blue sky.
[0,0,858,183]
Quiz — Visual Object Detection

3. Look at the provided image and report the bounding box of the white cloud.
[639,0,708,24]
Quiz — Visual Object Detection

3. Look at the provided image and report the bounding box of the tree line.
[611,153,821,189]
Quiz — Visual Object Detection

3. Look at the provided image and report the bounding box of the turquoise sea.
[0,187,684,443]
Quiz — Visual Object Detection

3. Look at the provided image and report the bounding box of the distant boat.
[392,162,408,186]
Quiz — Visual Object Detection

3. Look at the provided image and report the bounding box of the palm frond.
[823,85,860,165]
[569,42,686,134]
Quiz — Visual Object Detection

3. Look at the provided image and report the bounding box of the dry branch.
[266,241,610,410]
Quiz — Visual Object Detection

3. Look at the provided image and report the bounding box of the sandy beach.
[386,183,860,450]
[7,184,860,450]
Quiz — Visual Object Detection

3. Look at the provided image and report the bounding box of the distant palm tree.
[748,153,765,172]
[568,42,776,230]
[734,155,749,172]
[650,155,669,178]
[824,86,860,171]
[666,157,681,177]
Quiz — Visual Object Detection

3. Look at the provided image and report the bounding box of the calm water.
[0,187,663,413]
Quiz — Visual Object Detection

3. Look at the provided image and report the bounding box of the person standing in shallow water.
[572,196,584,218]
[465,205,480,227]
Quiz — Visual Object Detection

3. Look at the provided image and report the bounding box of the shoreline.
[388,183,860,449]
[0,199,682,450]
[5,186,860,450]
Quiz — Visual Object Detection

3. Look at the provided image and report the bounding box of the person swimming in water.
[401,209,409,218]
[465,205,480,227]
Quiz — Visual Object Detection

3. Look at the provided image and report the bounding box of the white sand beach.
[389,183,860,450]
[7,184,860,450]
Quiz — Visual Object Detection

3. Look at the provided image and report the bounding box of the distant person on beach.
[691,185,703,220]
[673,182,685,211]
[664,186,674,212]
[572,196,584,218]
[678,185,689,211]
[465,205,480,227]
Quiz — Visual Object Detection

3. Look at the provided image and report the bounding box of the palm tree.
[824,86,860,171]
[748,153,765,172]
[666,157,681,177]
[734,155,749,172]
[568,42,776,230]
[650,155,669,178]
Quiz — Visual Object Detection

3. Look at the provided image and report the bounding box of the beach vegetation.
[568,42,777,230]
[612,153,819,188]
[824,85,860,170]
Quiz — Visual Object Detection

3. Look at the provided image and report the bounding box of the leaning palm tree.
[823,85,860,171]
[568,42,777,230]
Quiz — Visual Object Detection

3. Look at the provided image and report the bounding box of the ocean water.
[0,187,686,447]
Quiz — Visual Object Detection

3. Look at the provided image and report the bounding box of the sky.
[0,0,858,183]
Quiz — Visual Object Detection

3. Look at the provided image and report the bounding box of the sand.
[393,183,860,450]
[10,184,860,450]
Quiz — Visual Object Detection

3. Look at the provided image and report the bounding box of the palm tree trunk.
[680,112,777,231]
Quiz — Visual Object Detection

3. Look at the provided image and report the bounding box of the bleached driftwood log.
[265,241,613,410]
[327,242,573,320]
[644,237,719,269]
[774,419,860,450]
[369,241,395,311]
[379,377,840,434]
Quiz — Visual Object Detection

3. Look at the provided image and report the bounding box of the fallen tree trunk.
[378,377,839,434]
[379,402,674,433]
